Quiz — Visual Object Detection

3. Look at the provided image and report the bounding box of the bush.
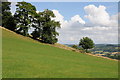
[72,45,78,49]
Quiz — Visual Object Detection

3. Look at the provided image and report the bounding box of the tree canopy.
[2,2,16,31]
[14,1,36,36]
[31,9,61,44]
[79,37,94,52]
[41,9,60,44]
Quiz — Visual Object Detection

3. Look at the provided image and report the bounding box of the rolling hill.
[2,27,118,78]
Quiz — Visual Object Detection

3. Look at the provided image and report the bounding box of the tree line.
[1,1,60,44]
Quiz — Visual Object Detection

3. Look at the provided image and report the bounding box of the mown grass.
[2,28,118,78]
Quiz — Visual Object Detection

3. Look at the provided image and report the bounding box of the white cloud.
[52,5,118,44]
[52,9,85,30]
[52,10,64,22]
[84,5,110,26]
[11,2,17,15]
[84,5,118,27]
[52,10,68,29]
[71,15,85,24]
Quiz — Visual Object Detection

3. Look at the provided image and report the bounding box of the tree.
[2,2,16,31]
[41,9,60,44]
[31,11,44,39]
[79,37,94,53]
[31,9,61,44]
[14,1,36,36]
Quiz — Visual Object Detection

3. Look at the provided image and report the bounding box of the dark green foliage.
[31,29,40,39]
[31,12,44,39]
[41,9,60,44]
[14,1,36,36]
[3,14,16,31]
[79,37,94,52]
[2,2,16,31]
[2,2,10,12]
[72,45,78,49]
[31,9,61,44]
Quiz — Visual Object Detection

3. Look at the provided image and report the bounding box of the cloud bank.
[52,5,118,44]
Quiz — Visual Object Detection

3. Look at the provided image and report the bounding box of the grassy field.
[2,28,118,78]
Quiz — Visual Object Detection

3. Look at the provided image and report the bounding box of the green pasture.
[2,29,118,78]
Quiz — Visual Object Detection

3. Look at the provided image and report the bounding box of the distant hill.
[65,44,119,47]
[65,44,119,60]
[2,27,118,78]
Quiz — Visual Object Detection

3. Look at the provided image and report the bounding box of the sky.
[10,2,119,44]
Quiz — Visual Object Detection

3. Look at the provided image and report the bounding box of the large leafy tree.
[41,9,60,44]
[79,37,94,52]
[2,2,16,31]
[31,9,61,44]
[14,1,36,36]
[31,12,44,39]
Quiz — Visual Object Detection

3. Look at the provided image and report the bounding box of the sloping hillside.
[2,27,118,78]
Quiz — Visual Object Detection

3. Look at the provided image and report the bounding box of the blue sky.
[10,2,119,44]
[11,2,118,22]
[30,2,118,21]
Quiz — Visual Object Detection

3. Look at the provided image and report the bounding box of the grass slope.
[2,28,118,78]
